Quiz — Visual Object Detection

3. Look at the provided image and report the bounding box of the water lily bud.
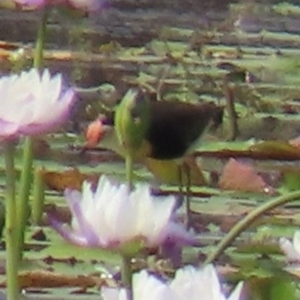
[114,89,150,156]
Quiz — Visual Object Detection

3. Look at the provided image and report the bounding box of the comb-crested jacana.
[86,98,223,158]
[86,89,223,227]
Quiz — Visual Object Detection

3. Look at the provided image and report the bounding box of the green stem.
[16,5,49,257]
[224,83,239,141]
[120,254,133,292]
[204,190,300,265]
[33,7,48,69]
[126,153,133,190]
[4,141,20,300]
[16,137,33,258]
[31,168,45,225]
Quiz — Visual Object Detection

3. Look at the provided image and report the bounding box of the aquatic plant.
[0,69,76,139]
[102,264,244,300]
[12,0,107,11]
[280,230,300,262]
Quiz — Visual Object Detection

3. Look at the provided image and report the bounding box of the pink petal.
[0,120,20,139]
[164,222,198,246]
[67,0,108,11]
[47,214,90,247]
[14,0,46,8]
[66,193,101,246]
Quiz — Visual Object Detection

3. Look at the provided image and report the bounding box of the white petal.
[145,197,175,242]
[101,287,129,300]
[44,72,62,103]
[228,281,243,300]
[279,237,300,262]
[293,231,300,254]
[172,265,227,300]
[133,270,178,300]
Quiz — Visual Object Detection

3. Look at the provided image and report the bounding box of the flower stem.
[204,190,300,265]
[31,168,45,225]
[120,254,133,292]
[16,5,49,258]
[4,141,20,300]
[16,137,33,259]
[33,7,48,69]
[125,153,133,190]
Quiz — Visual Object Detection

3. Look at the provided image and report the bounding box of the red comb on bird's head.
[85,118,105,147]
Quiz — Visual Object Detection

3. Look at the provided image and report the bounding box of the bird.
[86,92,223,159]
[85,89,223,227]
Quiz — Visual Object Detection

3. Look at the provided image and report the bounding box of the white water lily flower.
[48,175,194,250]
[102,270,178,300]
[279,230,300,262]
[0,68,76,139]
[171,264,243,300]
[101,265,243,300]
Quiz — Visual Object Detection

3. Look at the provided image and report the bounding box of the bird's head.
[210,105,224,131]
[197,102,224,132]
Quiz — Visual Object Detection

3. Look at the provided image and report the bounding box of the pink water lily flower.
[67,0,107,12]
[101,265,244,300]
[0,68,76,139]
[11,0,106,11]
[48,176,195,251]
[14,0,46,8]
[13,0,61,9]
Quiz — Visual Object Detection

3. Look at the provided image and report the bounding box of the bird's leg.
[178,163,192,229]
[183,162,192,229]
[178,165,183,202]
